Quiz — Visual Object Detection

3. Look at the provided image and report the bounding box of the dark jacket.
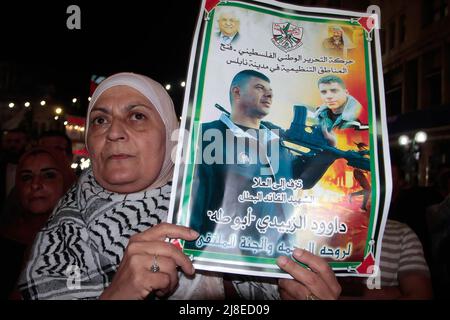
[185,116,335,257]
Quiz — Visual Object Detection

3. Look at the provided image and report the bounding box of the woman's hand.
[321,122,337,147]
[277,248,341,300]
[99,222,199,300]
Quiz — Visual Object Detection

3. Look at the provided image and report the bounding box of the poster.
[168,0,391,278]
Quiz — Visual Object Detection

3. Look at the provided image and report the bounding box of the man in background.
[0,129,28,206]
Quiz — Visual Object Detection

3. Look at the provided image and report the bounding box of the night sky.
[0,0,203,115]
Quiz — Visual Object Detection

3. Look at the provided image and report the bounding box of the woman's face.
[18,153,65,215]
[87,85,166,193]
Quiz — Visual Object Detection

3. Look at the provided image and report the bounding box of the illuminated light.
[165,84,171,90]
[71,163,78,169]
[72,98,77,103]
[40,100,46,106]
[181,81,186,87]
[80,158,85,162]
[64,121,68,126]
[24,102,30,107]
[415,131,427,143]
[88,97,91,101]
[54,116,59,120]
[55,107,63,115]
[74,125,79,130]
[398,135,410,146]
[8,103,14,108]
[80,160,90,170]
[80,127,85,132]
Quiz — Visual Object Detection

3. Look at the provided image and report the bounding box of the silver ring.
[150,255,160,273]
[306,292,320,300]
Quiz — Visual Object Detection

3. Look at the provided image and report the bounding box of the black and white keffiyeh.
[17,167,280,300]
[17,71,281,300]
[18,168,171,300]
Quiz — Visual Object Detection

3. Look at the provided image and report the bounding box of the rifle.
[214,104,370,171]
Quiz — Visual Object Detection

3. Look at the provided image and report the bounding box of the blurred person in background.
[0,146,75,299]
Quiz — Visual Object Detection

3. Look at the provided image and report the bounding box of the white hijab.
[85,72,178,189]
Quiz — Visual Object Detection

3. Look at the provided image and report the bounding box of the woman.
[2,147,75,244]
[0,146,75,299]
[18,72,340,300]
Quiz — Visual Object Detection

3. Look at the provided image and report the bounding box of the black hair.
[318,75,346,89]
[229,69,270,105]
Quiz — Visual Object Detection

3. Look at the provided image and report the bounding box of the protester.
[0,146,75,299]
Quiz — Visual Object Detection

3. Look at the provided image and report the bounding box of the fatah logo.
[271,22,303,52]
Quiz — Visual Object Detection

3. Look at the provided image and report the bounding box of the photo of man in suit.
[216,9,240,45]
